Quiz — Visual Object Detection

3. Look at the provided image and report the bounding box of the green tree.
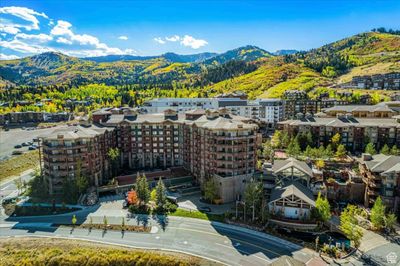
[315,192,331,222]
[340,205,364,248]
[324,144,334,158]
[150,189,157,202]
[335,144,347,158]
[365,142,377,155]
[262,140,274,161]
[331,133,341,148]
[107,148,120,176]
[390,145,399,155]
[135,173,150,205]
[287,136,301,157]
[281,132,290,148]
[380,144,390,155]
[385,213,397,233]
[244,179,263,221]
[155,178,167,207]
[75,158,89,194]
[271,130,282,149]
[370,197,386,230]
[203,177,219,203]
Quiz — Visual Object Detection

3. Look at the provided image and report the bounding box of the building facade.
[278,114,400,152]
[41,108,259,202]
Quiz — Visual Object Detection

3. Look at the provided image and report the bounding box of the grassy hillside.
[0,32,399,101]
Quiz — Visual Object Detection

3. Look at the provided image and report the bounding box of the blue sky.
[0,0,399,59]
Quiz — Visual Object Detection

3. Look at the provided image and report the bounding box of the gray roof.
[364,154,400,173]
[269,181,316,206]
[324,104,396,113]
[272,158,313,177]
[279,117,400,128]
[40,125,110,140]
[103,111,257,131]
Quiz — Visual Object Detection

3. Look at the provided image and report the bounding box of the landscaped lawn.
[0,151,39,182]
[170,208,225,222]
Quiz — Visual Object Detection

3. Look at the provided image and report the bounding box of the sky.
[0,0,399,59]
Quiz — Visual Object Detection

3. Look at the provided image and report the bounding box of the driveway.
[177,193,235,214]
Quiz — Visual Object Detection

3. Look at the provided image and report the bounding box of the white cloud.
[0,25,20,34]
[165,35,180,42]
[0,39,53,54]
[15,33,53,42]
[153,37,166,44]
[0,6,47,31]
[0,53,20,60]
[180,35,208,49]
[118,35,128,40]
[0,6,137,57]
[56,37,72,45]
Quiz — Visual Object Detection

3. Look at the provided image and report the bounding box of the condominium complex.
[322,102,400,118]
[278,114,400,152]
[360,154,400,212]
[41,108,259,202]
[142,97,286,129]
[40,125,116,195]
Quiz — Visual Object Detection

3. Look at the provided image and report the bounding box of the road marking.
[155,236,160,240]
[1,185,11,191]
[169,226,282,256]
[183,241,188,245]
[215,243,272,263]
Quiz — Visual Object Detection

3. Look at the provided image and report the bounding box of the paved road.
[0,199,317,265]
[0,125,67,161]
[0,217,315,265]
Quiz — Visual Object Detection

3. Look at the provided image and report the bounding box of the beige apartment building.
[41,108,259,202]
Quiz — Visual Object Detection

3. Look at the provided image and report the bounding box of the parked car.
[14,144,22,149]
[198,206,212,213]
[12,150,23,155]
[28,146,37,150]
[21,142,29,147]
[27,141,33,145]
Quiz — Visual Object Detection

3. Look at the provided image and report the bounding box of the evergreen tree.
[380,144,390,155]
[155,178,167,207]
[370,197,386,230]
[335,144,347,158]
[390,145,399,156]
[315,192,331,222]
[324,144,334,158]
[365,142,377,155]
[135,173,150,205]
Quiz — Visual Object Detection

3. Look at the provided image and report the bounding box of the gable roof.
[365,154,400,173]
[272,157,313,177]
[269,181,316,207]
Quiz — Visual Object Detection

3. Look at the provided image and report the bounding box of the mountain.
[273,50,299,56]
[203,45,272,64]
[85,52,218,63]
[0,32,399,99]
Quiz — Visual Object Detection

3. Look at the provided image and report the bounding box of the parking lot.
[0,125,67,161]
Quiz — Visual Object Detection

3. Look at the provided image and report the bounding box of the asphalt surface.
[0,197,317,265]
[0,217,314,266]
[0,125,67,161]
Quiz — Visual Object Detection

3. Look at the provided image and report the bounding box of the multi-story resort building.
[41,108,259,202]
[282,90,348,119]
[348,73,400,90]
[360,154,400,213]
[278,113,400,152]
[142,97,286,130]
[322,102,400,118]
[41,125,116,195]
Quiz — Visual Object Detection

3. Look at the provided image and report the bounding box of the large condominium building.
[278,114,400,152]
[41,108,259,202]
[360,154,400,213]
[142,97,285,129]
[322,102,400,118]
[40,125,116,195]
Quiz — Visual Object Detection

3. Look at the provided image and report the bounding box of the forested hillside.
[0,31,399,113]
